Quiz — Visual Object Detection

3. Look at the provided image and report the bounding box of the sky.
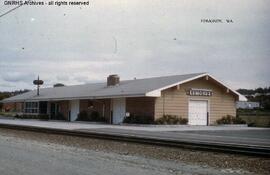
[0,0,269,91]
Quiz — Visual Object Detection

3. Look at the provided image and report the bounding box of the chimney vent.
[53,83,65,88]
[107,74,120,86]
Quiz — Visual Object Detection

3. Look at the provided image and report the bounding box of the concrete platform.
[0,118,269,156]
[0,118,267,131]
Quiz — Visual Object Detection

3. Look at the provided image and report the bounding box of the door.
[70,100,80,121]
[39,101,48,114]
[50,103,57,120]
[188,100,208,125]
[112,98,126,124]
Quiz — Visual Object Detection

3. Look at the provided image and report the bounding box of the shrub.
[123,114,153,124]
[55,112,65,120]
[155,115,188,125]
[77,111,89,121]
[216,115,233,124]
[76,110,105,122]
[233,115,246,124]
[0,112,16,117]
[15,114,49,120]
[216,115,246,124]
[248,122,256,127]
[180,118,188,124]
[90,111,100,121]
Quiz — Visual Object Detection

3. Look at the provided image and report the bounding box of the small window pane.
[24,102,39,114]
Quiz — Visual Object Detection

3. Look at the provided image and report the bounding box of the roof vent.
[107,74,120,86]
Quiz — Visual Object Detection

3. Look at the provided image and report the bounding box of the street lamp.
[33,76,44,96]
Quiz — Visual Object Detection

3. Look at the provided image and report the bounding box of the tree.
[237,87,270,110]
[0,89,30,110]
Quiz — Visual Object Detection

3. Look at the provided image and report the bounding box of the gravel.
[0,128,269,175]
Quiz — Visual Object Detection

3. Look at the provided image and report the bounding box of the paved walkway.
[0,118,269,154]
[0,118,267,132]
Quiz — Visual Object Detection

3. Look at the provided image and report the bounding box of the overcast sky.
[0,0,269,91]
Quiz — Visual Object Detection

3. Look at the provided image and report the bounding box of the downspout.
[110,99,113,124]
[38,101,40,114]
[47,101,51,120]
[162,92,165,116]
[23,100,26,114]
[102,103,105,118]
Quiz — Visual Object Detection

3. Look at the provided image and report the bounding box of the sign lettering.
[187,88,212,96]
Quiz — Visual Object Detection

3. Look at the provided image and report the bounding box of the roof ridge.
[124,72,207,81]
[35,72,207,90]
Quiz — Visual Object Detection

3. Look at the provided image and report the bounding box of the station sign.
[187,88,212,96]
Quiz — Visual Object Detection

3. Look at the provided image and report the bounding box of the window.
[25,102,39,113]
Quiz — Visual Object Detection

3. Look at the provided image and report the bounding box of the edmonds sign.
[187,88,213,96]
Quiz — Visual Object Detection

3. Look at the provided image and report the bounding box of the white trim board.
[146,73,247,101]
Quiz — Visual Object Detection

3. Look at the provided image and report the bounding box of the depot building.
[1,73,245,125]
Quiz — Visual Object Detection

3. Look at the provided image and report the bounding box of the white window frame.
[24,102,39,114]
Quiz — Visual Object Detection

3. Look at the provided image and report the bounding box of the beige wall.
[154,77,237,125]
